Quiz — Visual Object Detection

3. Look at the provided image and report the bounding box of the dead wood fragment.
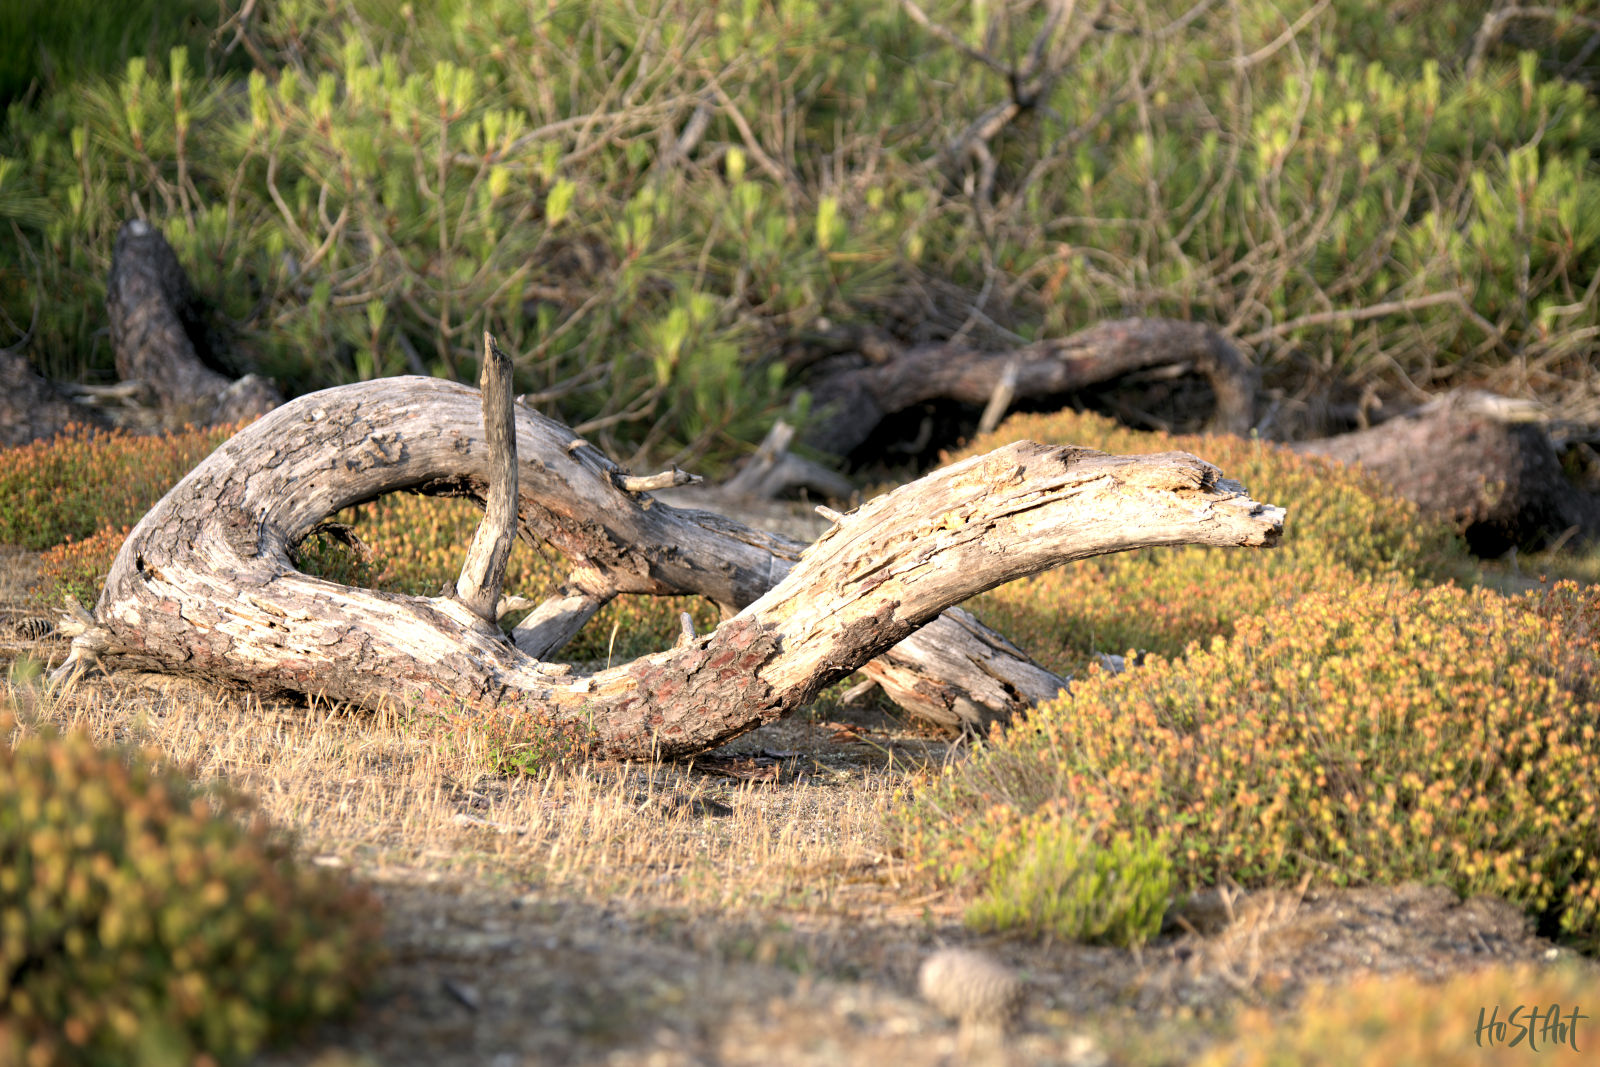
[616,468,702,493]
[721,420,855,501]
[0,351,115,446]
[107,219,281,429]
[454,334,518,625]
[2,220,280,446]
[509,567,613,661]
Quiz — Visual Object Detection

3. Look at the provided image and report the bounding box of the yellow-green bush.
[901,579,1600,949]
[6,1,1598,448]
[1202,964,1599,1066]
[958,409,1461,675]
[965,812,1172,947]
[0,716,381,1066]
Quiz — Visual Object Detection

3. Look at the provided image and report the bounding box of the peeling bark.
[83,377,1283,759]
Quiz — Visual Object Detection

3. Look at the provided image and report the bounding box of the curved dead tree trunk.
[803,317,1257,458]
[108,219,282,429]
[73,373,1282,761]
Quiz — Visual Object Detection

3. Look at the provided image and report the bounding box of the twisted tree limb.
[82,375,1282,759]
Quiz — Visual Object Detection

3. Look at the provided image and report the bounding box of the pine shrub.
[4,1,1597,465]
[964,812,1173,947]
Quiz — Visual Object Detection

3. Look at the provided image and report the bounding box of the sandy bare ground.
[2,547,1594,1065]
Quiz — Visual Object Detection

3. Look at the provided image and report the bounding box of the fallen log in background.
[71,375,1283,760]
[801,317,1258,458]
[2,220,282,447]
[0,351,114,448]
[1295,391,1600,555]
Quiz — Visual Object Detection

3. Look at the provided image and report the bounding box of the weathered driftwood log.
[802,318,1257,458]
[78,374,1282,760]
[646,493,1073,731]
[1295,391,1600,554]
[108,219,281,429]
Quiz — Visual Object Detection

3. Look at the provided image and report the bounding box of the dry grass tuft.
[2,668,908,920]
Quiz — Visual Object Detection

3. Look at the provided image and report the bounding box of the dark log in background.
[107,220,281,430]
[798,318,1257,461]
[0,351,112,447]
[1296,392,1600,554]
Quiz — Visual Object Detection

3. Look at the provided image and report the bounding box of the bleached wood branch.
[89,377,1283,758]
[455,333,519,625]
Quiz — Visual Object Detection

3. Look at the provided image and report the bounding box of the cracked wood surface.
[92,377,1283,759]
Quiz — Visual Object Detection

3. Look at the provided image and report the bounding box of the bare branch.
[1239,291,1464,347]
[977,359,1021,437]
[675,611,697,648]
[614,467,703,492]
[510,568,615,660]
[455,333,519,625]
[1468,5,1600,79]
[1230,0,1333,71]
[898,0,1015,78]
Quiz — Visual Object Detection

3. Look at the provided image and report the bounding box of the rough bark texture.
[107,219,281,429]
[1296,391,1600,554]
[803,318,1257,457]
[85,377,1283,759]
